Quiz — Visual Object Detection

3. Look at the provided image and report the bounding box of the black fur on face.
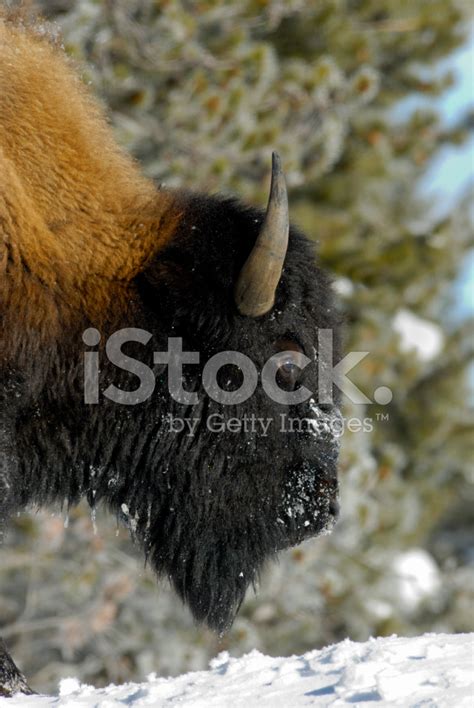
[8,193,342,635]
[129,193,342,632]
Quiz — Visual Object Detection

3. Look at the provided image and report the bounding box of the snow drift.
[2,632,472,707]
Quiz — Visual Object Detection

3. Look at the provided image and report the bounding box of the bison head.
[95,155,342,632]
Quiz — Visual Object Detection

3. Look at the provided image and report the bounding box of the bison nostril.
[329,499,340,517]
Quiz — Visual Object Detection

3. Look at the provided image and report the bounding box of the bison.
[0,8,341,696]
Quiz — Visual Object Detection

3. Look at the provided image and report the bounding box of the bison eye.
[274,347,306,391]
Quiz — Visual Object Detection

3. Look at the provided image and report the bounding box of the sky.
[392,28,474,319]
[422,31,473,318]
[422,34,474,203]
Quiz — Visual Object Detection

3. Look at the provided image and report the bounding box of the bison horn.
[234,152,289,317]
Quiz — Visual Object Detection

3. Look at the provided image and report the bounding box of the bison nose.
[329,498,340,518]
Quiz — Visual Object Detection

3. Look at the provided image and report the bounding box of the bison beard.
[141,399,339,635]
[0,8,341,696]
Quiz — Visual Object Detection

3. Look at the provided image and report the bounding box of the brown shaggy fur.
[0,7,180,364]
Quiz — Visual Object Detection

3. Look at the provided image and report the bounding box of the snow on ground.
[2,633,473,707]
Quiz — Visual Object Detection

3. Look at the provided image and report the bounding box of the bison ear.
[234,152,289,317]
